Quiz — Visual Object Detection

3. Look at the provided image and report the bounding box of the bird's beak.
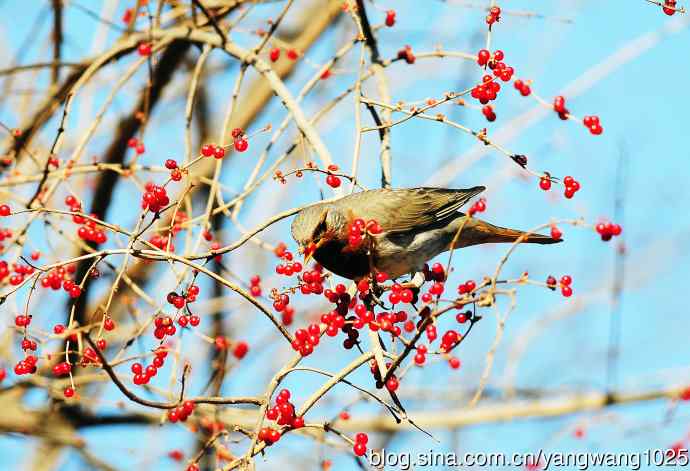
[302,239,324,265]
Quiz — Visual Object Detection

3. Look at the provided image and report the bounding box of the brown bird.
[291,186,560,280]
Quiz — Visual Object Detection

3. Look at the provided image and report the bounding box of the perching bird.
[291,186,560,280]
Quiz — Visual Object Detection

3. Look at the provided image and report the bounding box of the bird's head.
[291,205,346,263]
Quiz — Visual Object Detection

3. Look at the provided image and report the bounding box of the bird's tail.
[452,217,561,248]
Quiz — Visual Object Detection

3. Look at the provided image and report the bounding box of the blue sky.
[1,1,690,470]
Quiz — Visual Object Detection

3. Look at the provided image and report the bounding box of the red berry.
[138,42,152,56]
[0,205,10,217]
[385,10,396,27]
[269,47,280,62]
[353,442,367,456]
[539,176,551,191]
[477,49,490,66]
[234,138,248,152]
[326,174,341,188]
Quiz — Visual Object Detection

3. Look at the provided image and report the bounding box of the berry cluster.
[200,143,227,159]
[141,182,170,212]
[257,427,282,446]
[387,283,415,305]
[440,329,462,353]
[153,315,177,339]
[486,5,501,25]
[663,0,679,15]
[67,197,108,245]
[325,164,341,188]
[265,389,304,429]
[52,361,72,377]
[583,115,603,135]
[231,127,249,152]
[21,338,37,351]
[396,45,416,64]
[546,274,573,297]
[127,137,146,155]
[347,217,382,248]
[132,347,169,385]
[468,197,487,216]
[275,245,302,276]
[513,79,532,96]
[269,47,299,62]
[353,432,369,456]
[167,400,196,423]
[563,176,581,199]
[482,104,496,122]
[14,354,37,375]
[595,221,622,241]
[5,262,35,286]
[457,279,477,295]
[370,360,400,391]
[149,233,175,251]
[471,74,501,104]
[15,314,31,327]
[164,159,183,181]
[298,265,326,295]
[249,275,262,296]
[291,323,322,356]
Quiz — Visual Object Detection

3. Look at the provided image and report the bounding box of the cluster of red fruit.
[440,329,462,353]
[14,354,37,375]
[546,274,573,297]
[265,388,304,429]
[291,321,322,357]
[232,127,249,152]
[471,74,501,104]
[595,221,622,241]
[347,217,382,248]
[396,45,416,64]
[126,137,146,155]
[141,182,170,212]
[582,115,603,135]
[153,315,178,340]
[40,264,74,291]
[353,432,370,456]
[325,164,342,188]
[268,47,299,62]
[131,347,169,385]
[4,262,35,286]
[67,196,108,245]
[298,265,326,295]
[485,5,501,25]
[164,159,183,181]
[149,233,175,251]
[249,275,262,296]
[200,143,227,159]
[167,400,196,423]
[42,274,82,298]
[457,279,477,295]
[663,0,679,15]
[468,197,487,216]
[275,245,303,276]
[370,360,400,392]
[482,104,497,122]
[15,314,31,328]
[0,226,13,251]
[563,176,581,199]
[21,337,37,352]
[513,79,532,96]
[52,361,72,377]
[387,283,415,305]
[371,310,408,338]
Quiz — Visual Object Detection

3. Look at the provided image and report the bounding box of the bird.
[291,186,560,280]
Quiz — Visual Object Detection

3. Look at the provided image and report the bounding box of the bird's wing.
[341,186,485,234]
